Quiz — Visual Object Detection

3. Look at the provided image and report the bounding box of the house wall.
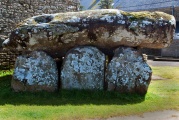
[161,40,179,57]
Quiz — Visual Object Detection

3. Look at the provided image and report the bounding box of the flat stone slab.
[2,9,175,57]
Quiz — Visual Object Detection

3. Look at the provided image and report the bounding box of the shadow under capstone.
[55,58,63,91]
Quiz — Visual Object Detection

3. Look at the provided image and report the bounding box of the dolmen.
[2,9,176,95]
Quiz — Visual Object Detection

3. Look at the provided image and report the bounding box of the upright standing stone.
[12,51,58,92]
[61,46,105,90]
[106,47,152,95]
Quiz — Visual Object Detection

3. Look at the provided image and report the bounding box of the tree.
[98,0,114,9]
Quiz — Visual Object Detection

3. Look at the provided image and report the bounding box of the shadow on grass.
[0,75,145,106]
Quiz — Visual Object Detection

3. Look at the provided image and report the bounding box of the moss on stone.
[121,11,173,21]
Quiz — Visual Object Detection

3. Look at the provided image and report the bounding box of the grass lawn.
[0,66,179,120]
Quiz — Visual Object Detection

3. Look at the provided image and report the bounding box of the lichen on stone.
[12,51,58,92]
[2,9,176,58]
[106,47,152,95]
[61,46,105,90]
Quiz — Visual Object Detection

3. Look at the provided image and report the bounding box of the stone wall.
[0,0,80,36]
[0,51,20,70]
[161,40,179,57]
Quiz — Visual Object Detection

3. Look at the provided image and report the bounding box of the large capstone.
[12,51,58,92]
[61,46,105,90]
[2,9,175,58]
[106,47,152,95]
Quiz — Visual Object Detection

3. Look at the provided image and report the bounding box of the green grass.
[0,66,179,120]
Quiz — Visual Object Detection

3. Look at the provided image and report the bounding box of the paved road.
[108,110,179,120]
[147,60,179,67]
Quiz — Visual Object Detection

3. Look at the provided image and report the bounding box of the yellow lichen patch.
[53,15,64,22]
[151,11,174,20]
[121,11,150,18]
[121,10,173,21]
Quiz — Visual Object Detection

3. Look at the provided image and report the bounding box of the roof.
[114,0,179,11]
[80,0,179,10]
[80,0,100,10]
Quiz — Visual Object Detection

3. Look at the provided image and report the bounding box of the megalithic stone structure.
[2,9,176,94]
[2,9,175,58]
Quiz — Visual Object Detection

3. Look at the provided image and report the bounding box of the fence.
[0,51,21,70]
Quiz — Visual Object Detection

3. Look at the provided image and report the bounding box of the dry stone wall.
[0,51,20,70]
[0,0,80,36]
